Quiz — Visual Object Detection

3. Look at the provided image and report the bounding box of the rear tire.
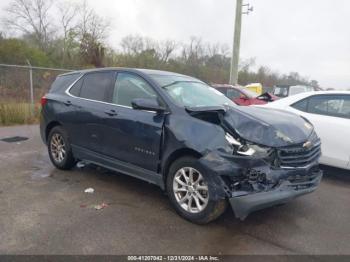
[48,126,76,170]
[166,156,227,224]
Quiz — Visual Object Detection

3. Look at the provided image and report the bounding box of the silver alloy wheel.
[50,133,66,163]
[173,167,209,213]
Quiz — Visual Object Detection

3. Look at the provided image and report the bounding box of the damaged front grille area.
[222,168,277,197]
[287,167,321,190]
[277,140,321,168]
[263,148,278,166]
[287,166,320,183]
[224,165,321,198]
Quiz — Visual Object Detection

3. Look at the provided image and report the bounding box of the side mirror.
[131,98,166,113]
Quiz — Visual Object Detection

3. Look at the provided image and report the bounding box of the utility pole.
[229,1,253,85]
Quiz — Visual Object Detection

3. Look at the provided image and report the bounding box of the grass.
[0,102,40,126]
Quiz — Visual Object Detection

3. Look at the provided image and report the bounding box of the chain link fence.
[0,63,73,125]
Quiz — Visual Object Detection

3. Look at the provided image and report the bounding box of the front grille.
[287,166,321,183]
[277,140,321,168]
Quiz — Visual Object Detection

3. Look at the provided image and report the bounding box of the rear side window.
[292,98,308,112]
[79,72,114,102]
[69,78,83,96]
[308,96,329,115]
[308,95,350,119]
[49,73,80,93]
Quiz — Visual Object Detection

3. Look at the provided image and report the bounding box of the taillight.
[41,96,48,107]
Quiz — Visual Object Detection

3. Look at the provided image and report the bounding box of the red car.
[212,84,278,106]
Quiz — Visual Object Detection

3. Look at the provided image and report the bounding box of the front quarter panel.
[161,113,234,199]
[161,113,232,171]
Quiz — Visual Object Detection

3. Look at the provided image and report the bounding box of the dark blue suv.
[40,68,322,224]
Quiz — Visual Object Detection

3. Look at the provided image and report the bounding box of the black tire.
[48,126,76,170]
[166,156,227,224]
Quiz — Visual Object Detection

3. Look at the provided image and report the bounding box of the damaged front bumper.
[229,169,322,220]
[199,151,323,220]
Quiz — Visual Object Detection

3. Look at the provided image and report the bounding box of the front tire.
[48,126,76,170]
[166,157,227,224]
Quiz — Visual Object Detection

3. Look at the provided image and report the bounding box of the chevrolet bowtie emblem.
[303,141,313,149]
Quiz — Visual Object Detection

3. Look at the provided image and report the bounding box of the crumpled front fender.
[197,150,271,201]
[199,150,270,177]
[198,150,322,220]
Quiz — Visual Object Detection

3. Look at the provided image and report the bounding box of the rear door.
[45,73,82,143]
[67,71,115,154]
[102,71,166,172]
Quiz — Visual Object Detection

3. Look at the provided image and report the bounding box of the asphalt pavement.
[0,125,349,255]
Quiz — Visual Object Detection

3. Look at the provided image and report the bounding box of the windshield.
[162,81,235,108]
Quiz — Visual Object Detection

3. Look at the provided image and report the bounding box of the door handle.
[64,100,72,106]
[104,109,118,116]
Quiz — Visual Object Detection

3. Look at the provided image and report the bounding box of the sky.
[0,0,349,89]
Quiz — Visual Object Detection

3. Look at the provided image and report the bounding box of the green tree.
[0,38,51,66]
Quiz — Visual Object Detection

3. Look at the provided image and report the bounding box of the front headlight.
[225,133,271,157]
[246,144,272,158]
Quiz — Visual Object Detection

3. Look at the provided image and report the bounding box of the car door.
[67,71,115,154]
[48,73,82,145]
[289,95,350,169]
[102,71,166,172]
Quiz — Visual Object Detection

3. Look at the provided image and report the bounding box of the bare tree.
[58,1,79,66]
[159,40,177,63]
[239,57,256,71]
[219,44,230,57]
[3,0,54,50]
[207,43,220,58]
[120,35,145,55]
[77,0,108,42]
[76,0,109,67]
[181,37,205,63]
[310,80,319,88]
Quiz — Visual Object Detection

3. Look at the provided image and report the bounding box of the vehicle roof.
[59,67,193,78]
[267,90,350,107]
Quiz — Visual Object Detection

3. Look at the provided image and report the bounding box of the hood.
[222,106,313,147]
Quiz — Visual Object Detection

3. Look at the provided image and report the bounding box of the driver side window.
[112,72,158,107]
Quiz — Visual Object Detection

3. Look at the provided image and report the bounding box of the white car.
[265,91,350,170]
